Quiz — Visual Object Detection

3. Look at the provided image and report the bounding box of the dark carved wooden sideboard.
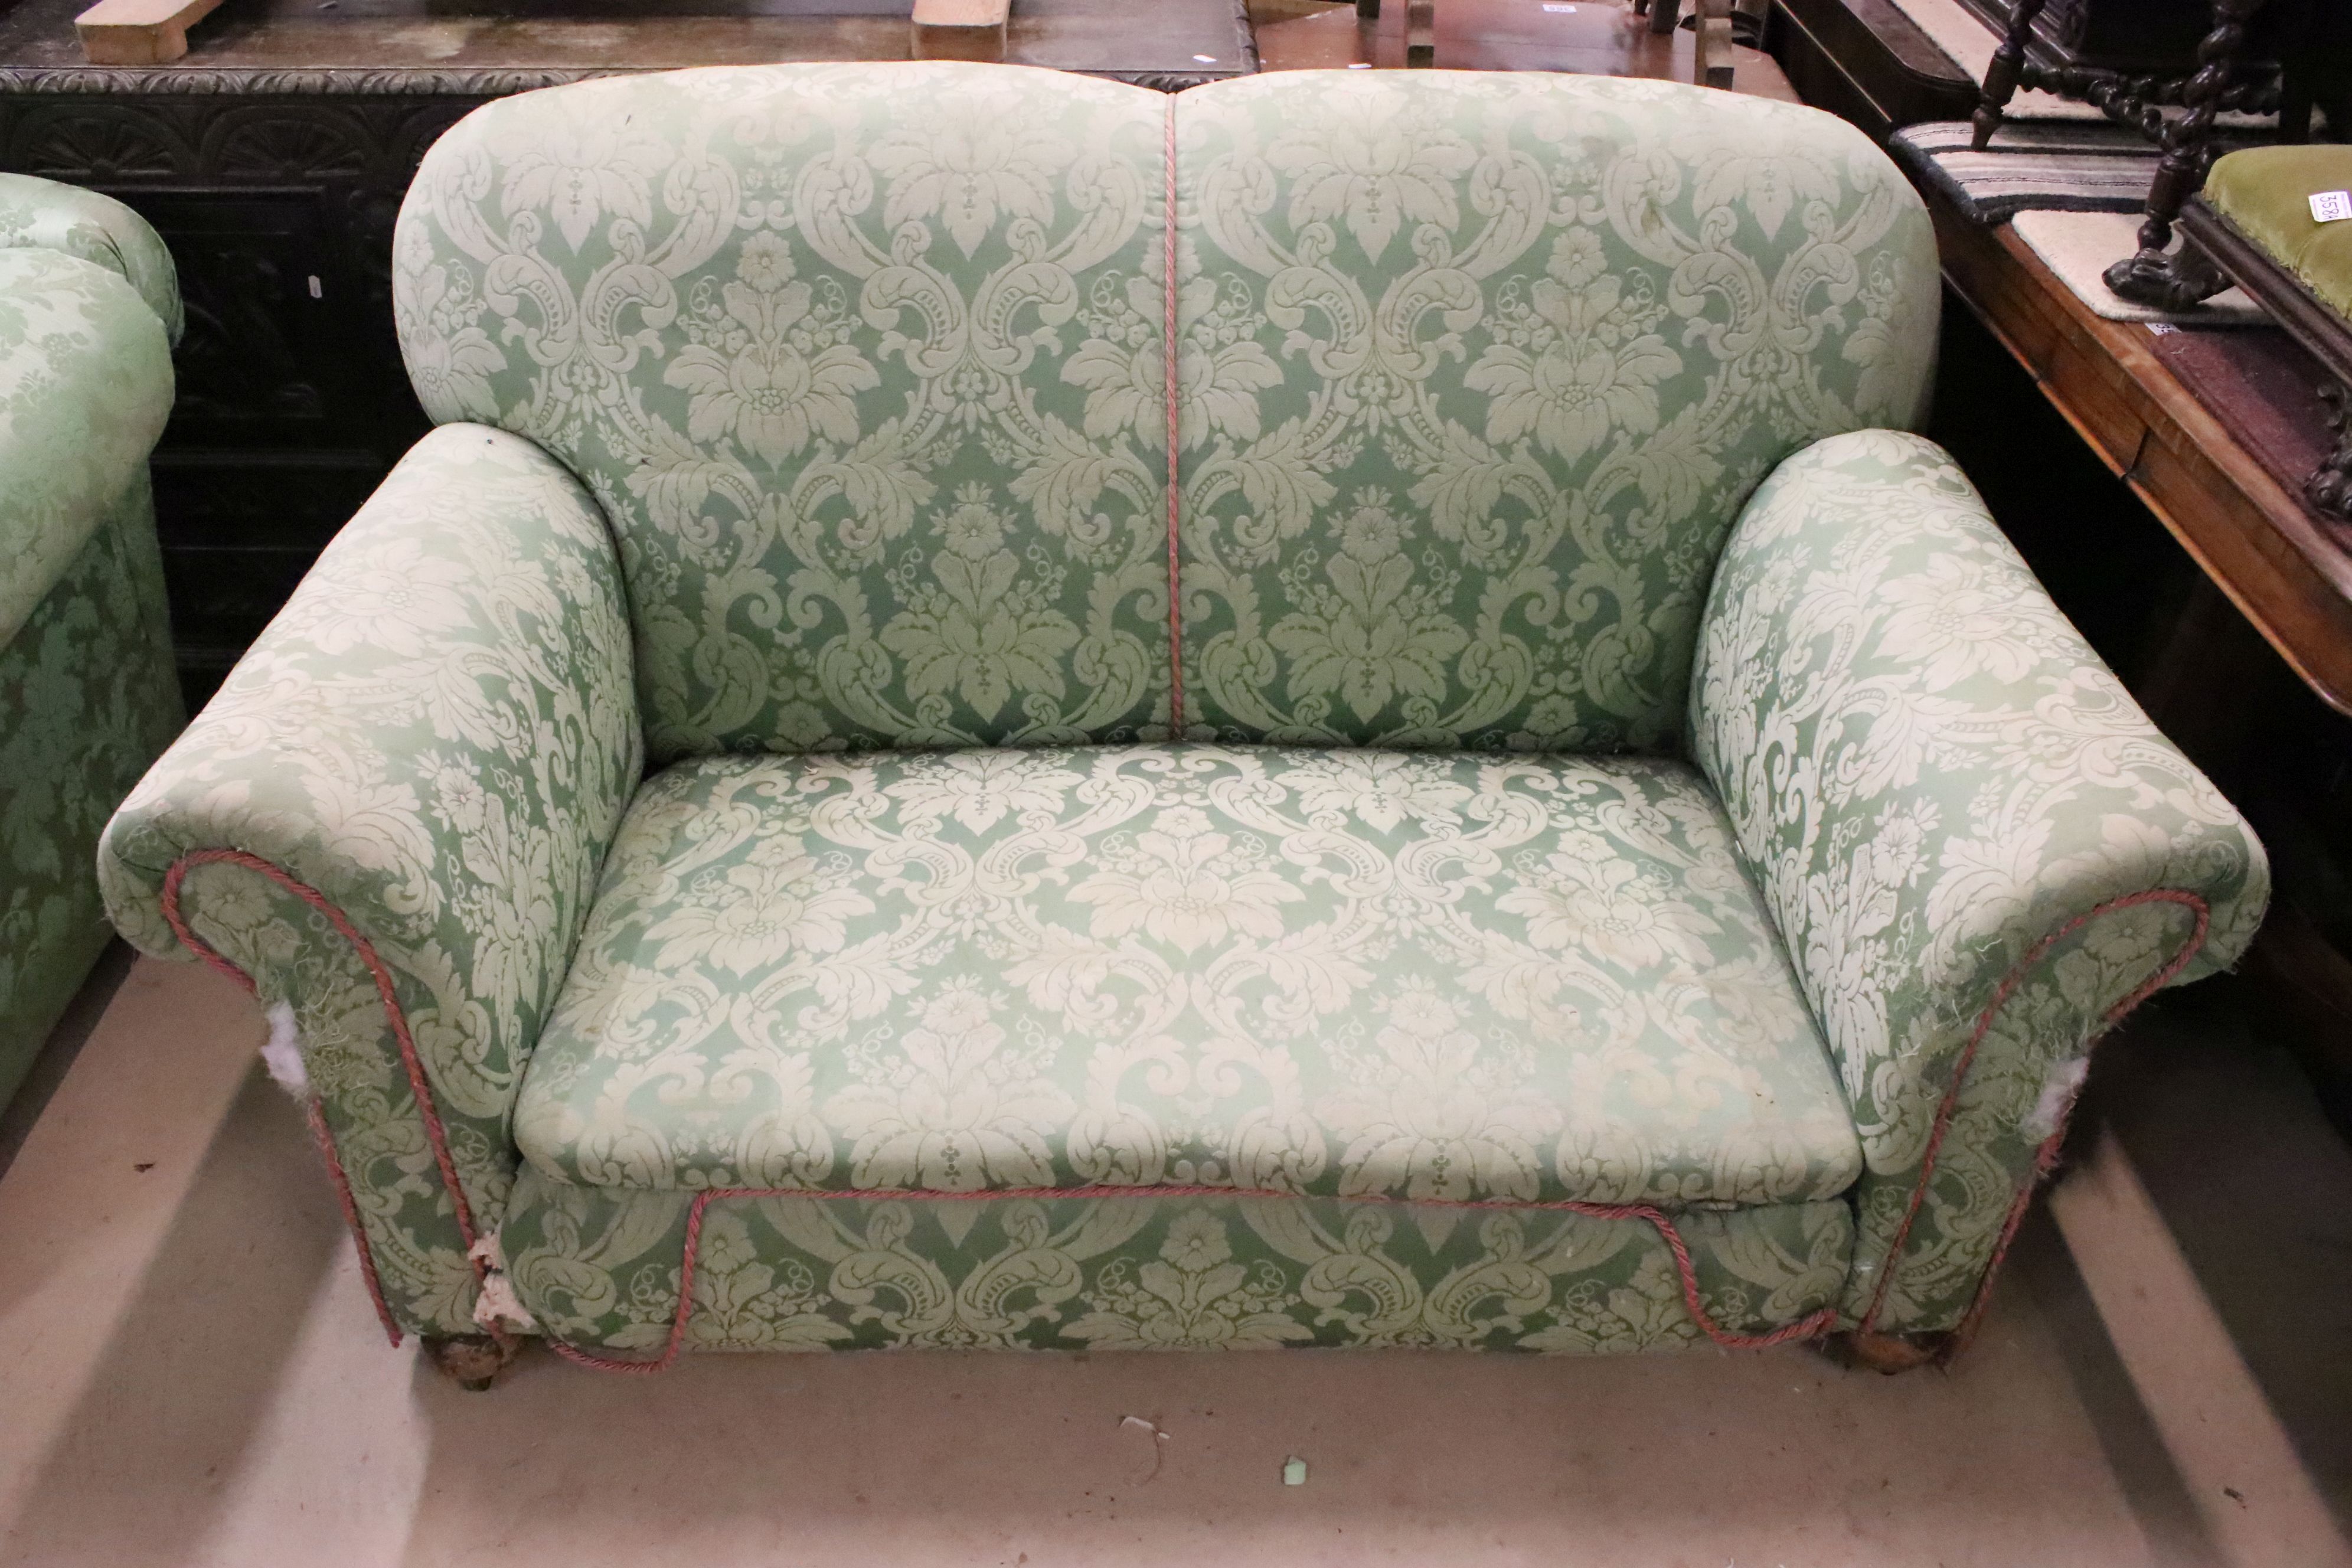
[0,0,1253,702]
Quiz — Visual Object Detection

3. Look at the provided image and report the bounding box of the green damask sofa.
[98,64,2265,1380]
[0,175,184,1115]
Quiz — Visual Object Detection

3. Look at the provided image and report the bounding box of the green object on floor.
[99,64,2266,1366]
[0,177,184,1115]
[2204,143,2352,320]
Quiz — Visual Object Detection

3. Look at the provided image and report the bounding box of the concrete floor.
[0,953,2346,1568]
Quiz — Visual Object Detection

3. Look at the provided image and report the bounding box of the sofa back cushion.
[395,64,1173,761]
[1170,73,1937,749]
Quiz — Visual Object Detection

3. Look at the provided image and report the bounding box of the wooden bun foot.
[422,1333,519,1391]
[1831,1331,1949,1375]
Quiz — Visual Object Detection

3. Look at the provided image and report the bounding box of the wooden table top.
[1930,192,2352,718]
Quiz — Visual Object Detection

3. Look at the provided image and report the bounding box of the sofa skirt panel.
[498,1167,1853,1358]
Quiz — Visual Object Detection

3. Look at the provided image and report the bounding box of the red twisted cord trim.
[1949,1126,2065,1353]
[160,848,509,1351]
[544,1184,1838,1374]
[1857,887,2211,1337]
[1162,99,1185,739]
[305,1097,402,1347]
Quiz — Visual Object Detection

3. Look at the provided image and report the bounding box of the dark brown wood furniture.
[1765,0,1977,140]
[2171,195,2352,520]
[1926,189,2352,717]
[1959,0,2245,73]
[1969,0,2347,308]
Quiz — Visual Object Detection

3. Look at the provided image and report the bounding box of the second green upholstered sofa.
[98,64,2265,1378]
[0,175,184,1116]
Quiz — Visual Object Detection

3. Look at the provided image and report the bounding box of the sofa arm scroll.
[0,174,181,343]
[99,424,642,1338]
[1690,430,2268,1339]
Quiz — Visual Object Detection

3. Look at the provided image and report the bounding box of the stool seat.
[2206,143,2352,323]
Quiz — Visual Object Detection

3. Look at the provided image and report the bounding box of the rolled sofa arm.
[0,174,181,345]
[0,180,176,648]
[1689,430,2268,1341]
[99,424,642,1338]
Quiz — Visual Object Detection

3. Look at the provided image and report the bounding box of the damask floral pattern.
[498,1171,1855,1354]
[0,246,176,650]
[395,64,1176,760]
[1,491,182,1112]
[1170,73,1938,749]
[0,174,182,345]
[1690,432,2267,1331]
[2,179,182,1114]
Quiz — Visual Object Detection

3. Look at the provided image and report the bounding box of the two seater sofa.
[99,64,2265,1378]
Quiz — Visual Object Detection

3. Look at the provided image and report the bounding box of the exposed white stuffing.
[259,1001,308,1097]
[468,1229,539,1334]
[472,1272,539,1335]
[2023,1056,2090,1143]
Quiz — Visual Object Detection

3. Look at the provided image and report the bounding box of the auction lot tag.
[2312,190,2352,224]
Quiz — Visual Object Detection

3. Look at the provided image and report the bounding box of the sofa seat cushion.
[497,1165,1856,1354]
[515,744,1861,1208]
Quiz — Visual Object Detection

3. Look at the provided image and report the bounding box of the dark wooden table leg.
[1357,0,1378,18]
[1406,0,1432,63]
[1649,0,1680,35]
[1971,0,2050,149]
[2312,383,2352,521]
[2105,0,2268,308]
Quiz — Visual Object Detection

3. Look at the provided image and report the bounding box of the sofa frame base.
[1831,1329,1953,1374]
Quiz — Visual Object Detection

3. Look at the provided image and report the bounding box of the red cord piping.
[305,1098,402,1347]
[161,848,511,1351]
[1949,1128,2063,1352]
[1856,887,2211,1337]
[543,1184,1837,1374]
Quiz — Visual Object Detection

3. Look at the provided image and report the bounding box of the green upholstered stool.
[2177,144,2352,519]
